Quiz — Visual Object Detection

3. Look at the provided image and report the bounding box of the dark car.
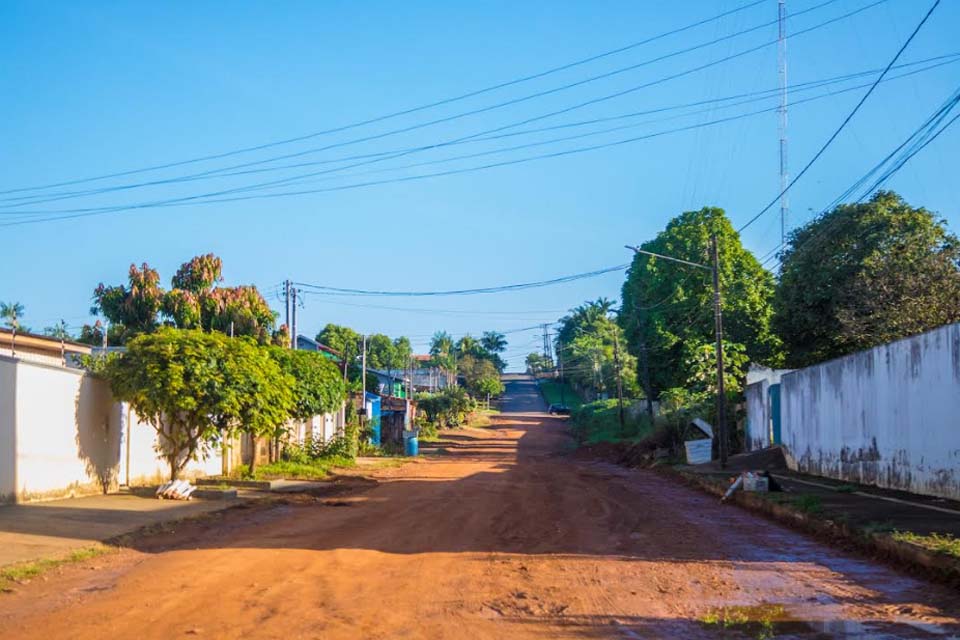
[547,404,571,415]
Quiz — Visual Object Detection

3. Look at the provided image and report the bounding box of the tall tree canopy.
[774,191,960,367]
[86,254,278,345]
[620,207,781,395]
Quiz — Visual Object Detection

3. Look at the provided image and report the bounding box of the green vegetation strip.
[892,531,960,559]
[0,545,113,592]
[538,381,582,410]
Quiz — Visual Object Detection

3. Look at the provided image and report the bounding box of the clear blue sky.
[2,0,957,370]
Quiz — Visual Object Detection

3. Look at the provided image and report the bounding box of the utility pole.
[711,235,728,468]
[613,334,626,435]
[778,0,789,245]
[542,324,551,361]
[625,238,728,468]
[635,311,655,423]
[290,287,298,349]
[229,321,234,338]
[558,346,565,407]
[361,334,367,397]
[284,280,291,342]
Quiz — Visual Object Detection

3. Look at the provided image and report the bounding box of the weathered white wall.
[3,357,222,503]
[781,322,960,499]
[744,380,770,451]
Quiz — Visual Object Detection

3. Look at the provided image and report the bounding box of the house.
[0,330,220,504]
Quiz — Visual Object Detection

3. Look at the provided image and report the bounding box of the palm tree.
[0,302,24,330]
[480,331,507,354]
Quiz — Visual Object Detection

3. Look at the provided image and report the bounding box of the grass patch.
[700,604,785,639]
[570,399,653,445]
[538,381,583,410]
[834,484,858,493]
[789,494,823,515]
[242,456,355,481]
[892,531,960,558]
[0,545,113,592]
[862,520,895,535]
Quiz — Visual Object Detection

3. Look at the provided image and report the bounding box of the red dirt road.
[1,378,958,638]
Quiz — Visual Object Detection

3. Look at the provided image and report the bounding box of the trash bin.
[403,429,419,457]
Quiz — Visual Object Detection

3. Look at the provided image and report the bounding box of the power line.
[737,0,942,233]
[293,264,629,298]
[0,0,772,197]
[18,43,958,209]
[1,0,879,225]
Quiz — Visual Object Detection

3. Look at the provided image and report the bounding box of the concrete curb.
[656,465,960,588]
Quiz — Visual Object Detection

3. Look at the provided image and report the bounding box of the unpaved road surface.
[1,376,958,639]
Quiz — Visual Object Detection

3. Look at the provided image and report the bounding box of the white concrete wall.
[2,357,222,503]
[744,380,770,451]
[781,322,960,499]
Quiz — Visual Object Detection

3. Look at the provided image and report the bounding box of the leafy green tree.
[774,191,960,367]
[620,207,782,395]
[392,336,413,369]
[91,263,165,343]
[317,324,362,366]
[366,333,397,370]
[429,330,455,371]
[525,352,553,375]
[105,328,294,480]
[554,300,638,400]
[88,255,276,344]
[684,341,749,396]
[476,375,505,400]
[268,347,346,420]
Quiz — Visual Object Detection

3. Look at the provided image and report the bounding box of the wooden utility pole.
[635,310,655,422]
[613,334,626,435]
[626,238,727,467]
[710,234,728,468]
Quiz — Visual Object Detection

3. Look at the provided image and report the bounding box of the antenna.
[778,0,789,244]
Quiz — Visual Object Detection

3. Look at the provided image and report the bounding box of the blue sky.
[1,0,957,370]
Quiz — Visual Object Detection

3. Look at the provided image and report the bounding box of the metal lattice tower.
[778,0,789,244]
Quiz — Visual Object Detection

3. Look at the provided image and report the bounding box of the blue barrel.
[403,431,419,456]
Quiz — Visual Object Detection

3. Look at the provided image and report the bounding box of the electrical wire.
[737,0,942,233]
[0,0,772,197]
[1,0,884,226]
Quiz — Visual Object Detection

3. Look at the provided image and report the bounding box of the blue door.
[768,383,782,445]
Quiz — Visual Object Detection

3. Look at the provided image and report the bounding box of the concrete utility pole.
[284,280,291,342]
[558,346,565,406]
[626,236,728,468]
[290,287,298,349]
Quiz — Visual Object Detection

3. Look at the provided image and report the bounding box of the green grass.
[789,494,823,515]
[570,399,653,445]
[246,456,356,481]
[538,381,583,410]
[892,531,960,558]
[0,545,113,592]
[700,604,785,639]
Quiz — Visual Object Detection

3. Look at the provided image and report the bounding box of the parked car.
[547,404,571,415]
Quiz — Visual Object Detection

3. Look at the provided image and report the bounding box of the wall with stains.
[781,322,960,499]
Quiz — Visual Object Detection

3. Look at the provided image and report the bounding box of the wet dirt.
[0,385,958,638]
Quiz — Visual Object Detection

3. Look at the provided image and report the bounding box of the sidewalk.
[675,448,960,581]
[0,494,233,566]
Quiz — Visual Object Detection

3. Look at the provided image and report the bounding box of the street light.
[625,235,728,468]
